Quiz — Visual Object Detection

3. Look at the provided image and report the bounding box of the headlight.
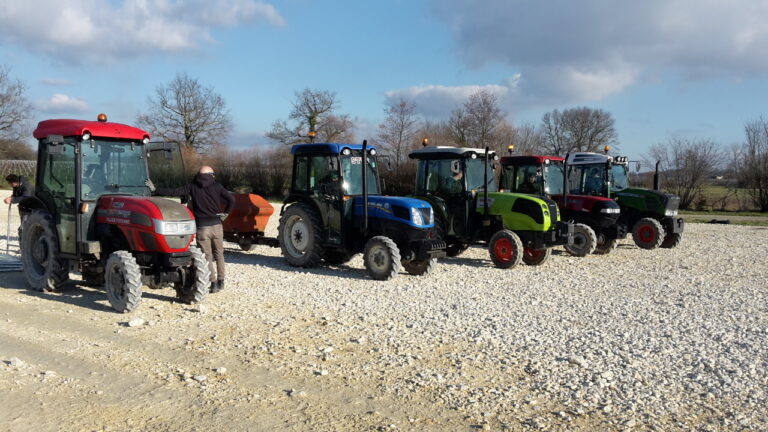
[600,207,620,214]
[153,219,196,235]
[411,207,425,226]
[665,209,678,217]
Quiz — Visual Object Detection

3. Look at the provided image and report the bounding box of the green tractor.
[408,146,574,267]
[565,152,684,249]
[278,142,446,280]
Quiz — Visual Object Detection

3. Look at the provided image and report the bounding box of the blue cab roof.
[290,143,377,155]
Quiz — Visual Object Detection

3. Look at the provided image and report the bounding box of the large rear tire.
[363,236,401,280]
[174,246,211,304]
[20,211,68,292]
[632,218,666,250]
[488,230,523,269]
[593,237,619,255]
[278,203,324,268]
[402,258,436,276]
[104,251,142,313]
[523,247,551,266]
[660,231,683,249]
[564,223,597,257]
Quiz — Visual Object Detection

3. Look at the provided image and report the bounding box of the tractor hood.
[613,188,680,214]
[353,195,434,228]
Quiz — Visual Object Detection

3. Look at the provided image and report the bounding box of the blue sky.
[2,0,768,161]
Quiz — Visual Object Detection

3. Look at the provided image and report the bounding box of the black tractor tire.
[323,249,354,266]
[20,210,68,292]
[278,203,324,268]
[435,216,468,257]
[660,231,683,249]
[593,238,619,255]
[402,258,437,276]
[238,239,254,252]
[488,229,523,269]
[174,246,211,304]
[632,218,666,250]
[363,236,402,280]
[523,247,551,266]
[446,243,469,258]
[104,251,143,313]
[564,223,597,257]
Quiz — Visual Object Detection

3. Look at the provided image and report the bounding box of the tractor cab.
[564,152,684,249]
[19,115,210,312]
[409,146,573,267]
[278,142,445,280]
[500,155,625,256]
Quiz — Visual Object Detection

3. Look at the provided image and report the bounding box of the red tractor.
[18,115,210,312]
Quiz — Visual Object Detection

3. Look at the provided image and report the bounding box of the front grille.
[418,208,432,225]
[165,234,192,249]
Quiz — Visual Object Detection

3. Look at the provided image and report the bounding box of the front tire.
[632,218,666,250]
[238,239,254,252]
[278,203,324,267]
[564,223,597,257]
[593,237,619,255]
[104,251,142,313]
[174,246,211,304]
[402,258,436,276]
[20,211,68,292]
[660,231,683,249]
[523,247,551,266]
[363,236,401,280]
[488,230,523,269]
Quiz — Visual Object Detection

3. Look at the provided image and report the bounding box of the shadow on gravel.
[0,272,189,313]
[222,247,372,281]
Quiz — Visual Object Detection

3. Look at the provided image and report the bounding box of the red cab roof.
[33,119,150,141]
[500,155,564,165]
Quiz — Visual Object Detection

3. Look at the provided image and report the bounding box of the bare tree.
[647,136,722,210]
[540,107,618,155]
[377,98,420,170]
[733,117,768,211]
[267,88,354,145]
[0,66,32,143]
[137,73,233,153]
[448,90,505,149]
[509,122,545,155]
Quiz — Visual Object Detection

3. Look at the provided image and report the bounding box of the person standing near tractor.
[147,166,235,293]
[4,174,33,234]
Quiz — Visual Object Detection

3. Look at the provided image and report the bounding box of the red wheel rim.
[525,248,543,260]
[494,238,514,262]
[638,224,655,242]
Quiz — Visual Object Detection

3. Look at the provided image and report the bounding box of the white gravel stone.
[127,318,145,327]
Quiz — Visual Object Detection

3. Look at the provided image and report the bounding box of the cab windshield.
[611,164,630,191]
[341,153,380,195]
[81,140,149,200]
[544,163,564,195]
[567,163,608,196]
[465,158,497,192]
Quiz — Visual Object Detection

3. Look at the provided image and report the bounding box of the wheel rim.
[29,226,49,275]
[638,224,655,243]
[493,238,514,263]
[284,215,309,257]
[572,232,587,249]
[368,244,390,273]
[108,265,126,300]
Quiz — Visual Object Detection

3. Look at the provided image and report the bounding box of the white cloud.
[385,83,511,118]
[35,94,89,114]
[0,0,285,63]
[429,0,768,105]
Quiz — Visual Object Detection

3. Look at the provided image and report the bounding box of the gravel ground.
[1,206,767,431]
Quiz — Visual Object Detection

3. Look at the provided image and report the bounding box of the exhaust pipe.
[362,140,369,236]
[653,160,661,191]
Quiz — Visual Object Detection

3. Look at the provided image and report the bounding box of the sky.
[2,0,768,161]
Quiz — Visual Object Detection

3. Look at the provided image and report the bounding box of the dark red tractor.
[18,115,210,312]
[500,155,627,256]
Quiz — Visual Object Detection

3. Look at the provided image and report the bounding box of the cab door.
[38,140,78,255]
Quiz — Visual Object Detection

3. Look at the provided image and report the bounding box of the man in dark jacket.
[5,174,33,235]
[148,166,235,293]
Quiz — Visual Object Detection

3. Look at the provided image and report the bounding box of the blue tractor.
[278,142,446,280]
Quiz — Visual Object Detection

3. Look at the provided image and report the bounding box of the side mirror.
[47,143,65,155]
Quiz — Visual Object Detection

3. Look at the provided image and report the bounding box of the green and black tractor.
[278,142,446,280]
[565,152,684,249]
[408,146,573,268]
